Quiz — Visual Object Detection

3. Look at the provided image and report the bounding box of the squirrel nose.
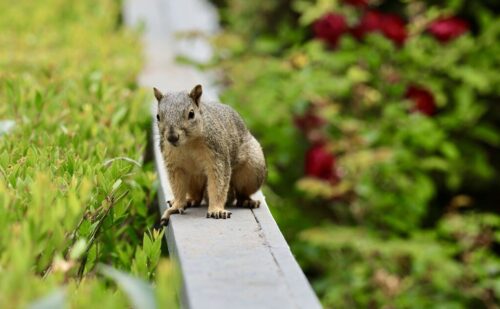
[167,134,179,144]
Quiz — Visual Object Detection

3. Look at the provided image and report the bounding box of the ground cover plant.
[208,0,500,307]
[0,0,177,307]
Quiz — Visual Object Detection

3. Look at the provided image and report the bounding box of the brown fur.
[155,85,266,221]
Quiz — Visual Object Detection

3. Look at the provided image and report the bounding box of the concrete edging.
[124,0,321,308]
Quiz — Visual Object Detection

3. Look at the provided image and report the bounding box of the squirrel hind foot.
[236,197,260,209]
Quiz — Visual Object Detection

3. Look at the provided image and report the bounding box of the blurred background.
[207,0,500,307]
[0,0,499,308]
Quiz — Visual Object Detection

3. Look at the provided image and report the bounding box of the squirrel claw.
[161,201,185,223]
[206,209,231,219]
[237,198,260,209]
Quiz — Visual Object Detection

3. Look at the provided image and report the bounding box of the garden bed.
[207,0,500,307]
[0,1,175,307]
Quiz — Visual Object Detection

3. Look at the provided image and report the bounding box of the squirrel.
[154,84,266,223]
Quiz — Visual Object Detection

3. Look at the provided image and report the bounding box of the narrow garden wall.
[123,0,321,308]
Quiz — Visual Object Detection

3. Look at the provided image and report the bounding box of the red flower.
[351,10,383,39]
[343,0,369,8]
[351,10,407,46]
[405,85,437,116]
[294,111,326,133]
[305,143,339,183]
[427,16,469,43]
[313,13,348,47]
[380,14,407,46]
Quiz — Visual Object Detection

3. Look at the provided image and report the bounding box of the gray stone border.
[124,1,321,307]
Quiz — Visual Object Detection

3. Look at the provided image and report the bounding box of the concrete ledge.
[125,0,321,307]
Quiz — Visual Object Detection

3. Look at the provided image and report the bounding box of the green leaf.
[69,239,87,260]
[469,124,500,146]
[111,179,123,194]
[98,264,156,309]
[440,142,460,160]
[28,288,66,309]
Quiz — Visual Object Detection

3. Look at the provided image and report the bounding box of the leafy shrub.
[211,0,500,233]
[295,213,499,308]
[208,0,500,307]
[0,0,175,307]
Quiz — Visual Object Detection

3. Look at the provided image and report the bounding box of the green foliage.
[0,0,176,307]
[213,0,307,48]
[295,213,500,308]
[215,28,500,232]
[131,230,165,280]
[98,264,156,309]
[212,0,500,231]
[209,0,500,307]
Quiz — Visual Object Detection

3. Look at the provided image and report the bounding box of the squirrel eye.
[188,110,195,119]
[156,114,160,121]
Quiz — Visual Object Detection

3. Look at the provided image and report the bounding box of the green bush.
[0,0,176,307]
[295,213,500,308]
[209,0,500,307]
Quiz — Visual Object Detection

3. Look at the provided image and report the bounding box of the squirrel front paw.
[206,208,232,219]
[160,200,186,226]
[166,200,187,213]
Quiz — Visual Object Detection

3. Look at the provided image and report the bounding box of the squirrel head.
[154,85,204,147]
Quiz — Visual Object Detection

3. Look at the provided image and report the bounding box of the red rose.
[343,0,369,8]
[351,10,383,39]
[294,111,326,133]
[405,85,437,116]
[305,143,339,183]
[351,10,407,46]
[313,13,348,47]
[380,13,407,46]
[427,16,469,43]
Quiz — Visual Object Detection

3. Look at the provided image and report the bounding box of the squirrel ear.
[189,84,202,106]
[153,87,163,102]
